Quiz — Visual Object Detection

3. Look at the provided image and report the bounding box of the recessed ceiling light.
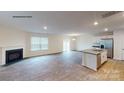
[43,26,47,30]
[94,21,98,26]
[104,28,108,31]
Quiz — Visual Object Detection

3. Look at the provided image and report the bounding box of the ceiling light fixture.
[94,21,98,26]
[43,26,47,30]
[104,28,108,31]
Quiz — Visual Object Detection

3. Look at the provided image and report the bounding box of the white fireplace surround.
[0,46,24,65]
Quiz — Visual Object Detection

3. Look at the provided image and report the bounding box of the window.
[31,37,48,51]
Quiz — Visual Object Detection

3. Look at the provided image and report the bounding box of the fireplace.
[6,48,23,64]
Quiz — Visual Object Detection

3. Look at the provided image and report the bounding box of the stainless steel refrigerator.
[100,38,113,58]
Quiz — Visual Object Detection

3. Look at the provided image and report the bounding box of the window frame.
[31,36,48,51]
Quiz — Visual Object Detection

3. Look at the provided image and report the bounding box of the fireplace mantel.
[0,46,24,65]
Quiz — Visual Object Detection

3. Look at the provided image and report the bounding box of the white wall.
[0,27,27,57]
[0,27,26,47]
[76,34,98,51]
[0,26,64,59]
[113,31,124,60]
[69,36,77,50]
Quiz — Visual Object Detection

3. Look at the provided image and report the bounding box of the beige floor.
[0,51,124,81]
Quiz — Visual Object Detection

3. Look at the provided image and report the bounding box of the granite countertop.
[83,49,107,55]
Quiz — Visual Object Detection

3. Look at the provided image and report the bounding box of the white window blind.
[31,37,48,51]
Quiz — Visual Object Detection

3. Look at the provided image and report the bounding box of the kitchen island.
[82,49,107,71]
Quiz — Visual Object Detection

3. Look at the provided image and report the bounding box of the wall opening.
[63,39,70,52]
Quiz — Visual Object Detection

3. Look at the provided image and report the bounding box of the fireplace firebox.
[6,48,23,64]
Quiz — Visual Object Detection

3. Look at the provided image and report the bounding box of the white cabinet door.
[101,51,107,64]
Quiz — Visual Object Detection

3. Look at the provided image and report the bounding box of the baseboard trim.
[71,50,83,52]
[24,52,63,59]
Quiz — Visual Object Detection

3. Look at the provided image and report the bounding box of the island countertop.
[82,49,107,55]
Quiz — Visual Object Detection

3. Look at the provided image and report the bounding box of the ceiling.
[0,11,123,35]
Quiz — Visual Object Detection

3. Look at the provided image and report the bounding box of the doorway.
[63,39,70,52]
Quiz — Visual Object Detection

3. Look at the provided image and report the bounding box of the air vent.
[102,11,121,18]
[12,16,32,18]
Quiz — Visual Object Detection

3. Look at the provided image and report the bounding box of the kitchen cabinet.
[82,49,107,71]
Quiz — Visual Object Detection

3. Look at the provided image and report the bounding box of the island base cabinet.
[82,53,97,71]
[82,51,107,71]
